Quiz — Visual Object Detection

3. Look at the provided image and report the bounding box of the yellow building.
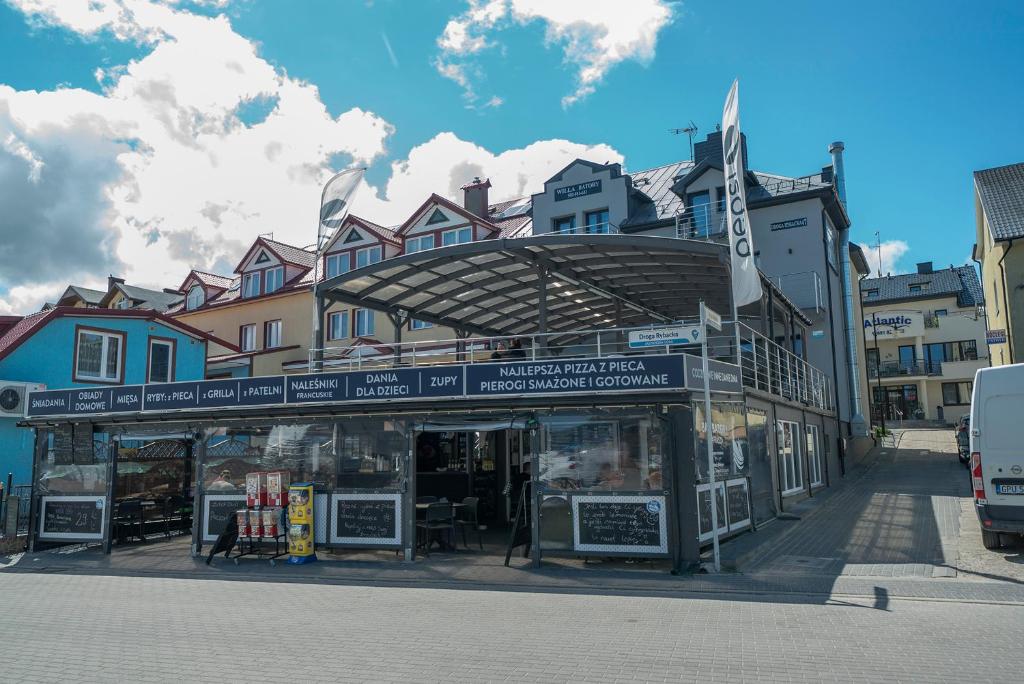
[859,262,987,423]
[170,181,532,377]
[973,162,1024,366]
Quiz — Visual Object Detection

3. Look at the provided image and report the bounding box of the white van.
[969,363,1024,549]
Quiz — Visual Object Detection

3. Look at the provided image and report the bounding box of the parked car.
[954,413,970,465]
[969,363,1024,550]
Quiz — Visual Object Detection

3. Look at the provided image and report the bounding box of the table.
[416,502,464,552]
[415,502,466,510]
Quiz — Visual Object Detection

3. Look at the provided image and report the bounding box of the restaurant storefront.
[22,235,840,572]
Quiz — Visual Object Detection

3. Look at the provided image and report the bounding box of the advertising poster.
[693,402,749,483]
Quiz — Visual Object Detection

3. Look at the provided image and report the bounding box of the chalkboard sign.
[38,496,105,540]
[726,480,751,532]
[697,484,727,541]
[330,493,401,545]
[572,495,668,555]
[53,425,74,465]
[203,494,246,542]
[73,424,96,465]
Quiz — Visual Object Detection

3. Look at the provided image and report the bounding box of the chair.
[455,497,483,550]
[416,503,455,556]
[113,499,145,544]
[160,495,190,539]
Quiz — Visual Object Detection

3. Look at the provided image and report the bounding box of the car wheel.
[981,529,1003,550]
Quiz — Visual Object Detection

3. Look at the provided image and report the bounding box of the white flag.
[722,80,763,307]
[317,168,365,253]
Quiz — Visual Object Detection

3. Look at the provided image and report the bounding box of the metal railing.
[309,321,837,413]
[769,271,826,314]
[675,206,727,240]
[551,222,618,235]
[867,360,942,379]
[734,322,835,412]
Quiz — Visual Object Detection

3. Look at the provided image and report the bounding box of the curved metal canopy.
[318,234,761,338]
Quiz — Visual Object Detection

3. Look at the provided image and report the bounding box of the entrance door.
[111,437,193,547]
[505,430,532,522]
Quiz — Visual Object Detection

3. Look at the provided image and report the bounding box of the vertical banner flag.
[721,80,763,307]
[317,168,365,260]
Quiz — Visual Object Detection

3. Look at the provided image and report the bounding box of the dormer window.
[114,297,133,310]
[265,266,284,294]
[186,286,204,310]
[326,253,350,278]
[242,272,261,298]
[356,245,382,268]
[442,227,473,245]
[865,289,879,300]
[406,235,434,253]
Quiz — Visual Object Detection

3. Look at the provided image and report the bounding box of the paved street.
[3,428,1024,683]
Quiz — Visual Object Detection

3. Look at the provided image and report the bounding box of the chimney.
[693,130,748,168]
[916,261,933,275]
[108,275,125,291]
[828,141,847,207]
[461,177,491,219]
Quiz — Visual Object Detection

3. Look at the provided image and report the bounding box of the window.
[242,272,261,298]
[355,309,374,336]
[552,216,576,234]
[825,225,837,267]
[715,186,726,213]
[325,253,350,278]
[934,309,948,317]
[942,381,973,405]
[775,420,804,495]
[865,289,879,300]
[806,424,823,487]
[908,285,921,294]
[186,286,204,310]
[924,340,979,367]
[356,245,382,268]
[442,227,473,245]
[584,209,610,234]
[240,324,256,352]
[147,338,175,383]
[114,297,132,310]
[74,327,124,383]
[411,319,433,330]
[327,311,349,341]
[264,266,284,294]
[406,235,434,253]
[264,320,282,349]
[866,348,880,372]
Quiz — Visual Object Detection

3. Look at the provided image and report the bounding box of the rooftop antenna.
[669,121,699,160]
[874,230,883,276]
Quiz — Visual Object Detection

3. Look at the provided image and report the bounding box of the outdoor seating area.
[112,496,193,545]
[415,497,484,555]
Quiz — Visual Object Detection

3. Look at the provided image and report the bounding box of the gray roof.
[975,162,1024,240]
[621,161,834,229]
[860,265,984,308]
[116,284,183,311]
[62,286,106,306]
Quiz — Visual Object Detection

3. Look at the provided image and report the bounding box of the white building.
[860,261,987,423]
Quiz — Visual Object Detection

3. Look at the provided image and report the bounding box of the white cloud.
[859,240,910,277]
[0,0,624,315]
[436,0,675,107]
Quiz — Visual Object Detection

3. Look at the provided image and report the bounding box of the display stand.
[231,532,288,566]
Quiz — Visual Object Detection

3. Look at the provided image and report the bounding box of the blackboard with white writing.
[576,500,662,549]
[727,482,750,528]
[334,497,398,543]
[40,497,104,539]
[204,496,245,541]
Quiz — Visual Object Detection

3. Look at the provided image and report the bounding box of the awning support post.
[312,293,328,373]
[388,311,405,366]
[536,265,548,353]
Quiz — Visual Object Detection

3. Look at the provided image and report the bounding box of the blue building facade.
[0,308,224,485]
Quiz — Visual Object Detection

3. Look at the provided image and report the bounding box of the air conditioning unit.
[0,381,45,418]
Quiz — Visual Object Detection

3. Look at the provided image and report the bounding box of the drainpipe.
[829,141,867,438]
[997,240,1016,363]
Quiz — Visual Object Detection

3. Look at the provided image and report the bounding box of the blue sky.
[1,0,1022,314]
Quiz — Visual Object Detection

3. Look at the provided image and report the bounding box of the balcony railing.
[867,360,942,379]
[675,206,727,241]
[551,222,618,235]
[769,271,826,314]
[308,321,836,414]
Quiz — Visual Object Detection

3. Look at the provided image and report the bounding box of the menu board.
[727,480,751,532]
[330,493,401,546]
[38,496,105,540]
[572,495,668,555]
[73,423,96,465]
[53,424,74,465]
[202,494,246,542]
[697,483,728,541]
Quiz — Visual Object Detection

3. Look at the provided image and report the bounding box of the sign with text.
[863,311,924,339]
[683,356,743,394]
[986,329,1007,345]
[465,355,686,397]
[330,493,402,546]
[628,325,701,348]
[38,496,105,541]
[554,179,601,202]
[769,217,807,231]
[572,495,668,555]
